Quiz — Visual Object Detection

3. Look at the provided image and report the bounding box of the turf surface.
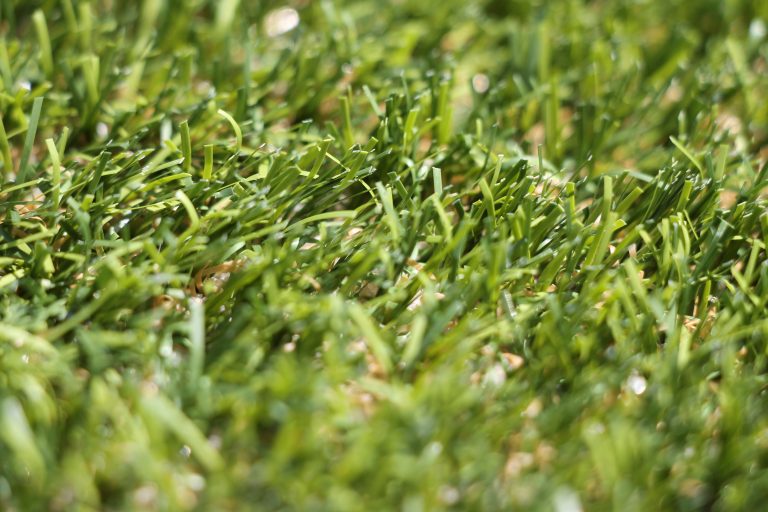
[1,0,767,510]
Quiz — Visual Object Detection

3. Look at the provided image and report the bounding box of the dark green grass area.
[1,0,767,510]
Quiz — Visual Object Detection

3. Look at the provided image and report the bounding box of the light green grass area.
[1,0,767,510]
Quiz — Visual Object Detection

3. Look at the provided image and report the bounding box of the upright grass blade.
[45,138,61,208]
[188,297,205,388]
[0,114,12,177]
[16,97,44,185]
[32,10,53,79]
[180,120,192,172]
[584,176,615,268]
[203,144,214,180]
[0,39,13,90]
[340,93,354,148]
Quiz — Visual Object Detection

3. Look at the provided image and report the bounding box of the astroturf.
[1,1,768,510]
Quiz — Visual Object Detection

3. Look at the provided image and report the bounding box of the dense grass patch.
[1,0,767,510]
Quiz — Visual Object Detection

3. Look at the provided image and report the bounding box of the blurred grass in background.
[0,0,767,510]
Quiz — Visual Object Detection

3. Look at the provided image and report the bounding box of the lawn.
[1,0,767,510]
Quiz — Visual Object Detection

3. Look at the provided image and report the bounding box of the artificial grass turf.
[1,0,768,510]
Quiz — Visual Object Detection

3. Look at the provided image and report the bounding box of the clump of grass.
[1,1,767,510]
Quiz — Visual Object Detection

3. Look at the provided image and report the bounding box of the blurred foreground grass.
[1,0,767,510]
